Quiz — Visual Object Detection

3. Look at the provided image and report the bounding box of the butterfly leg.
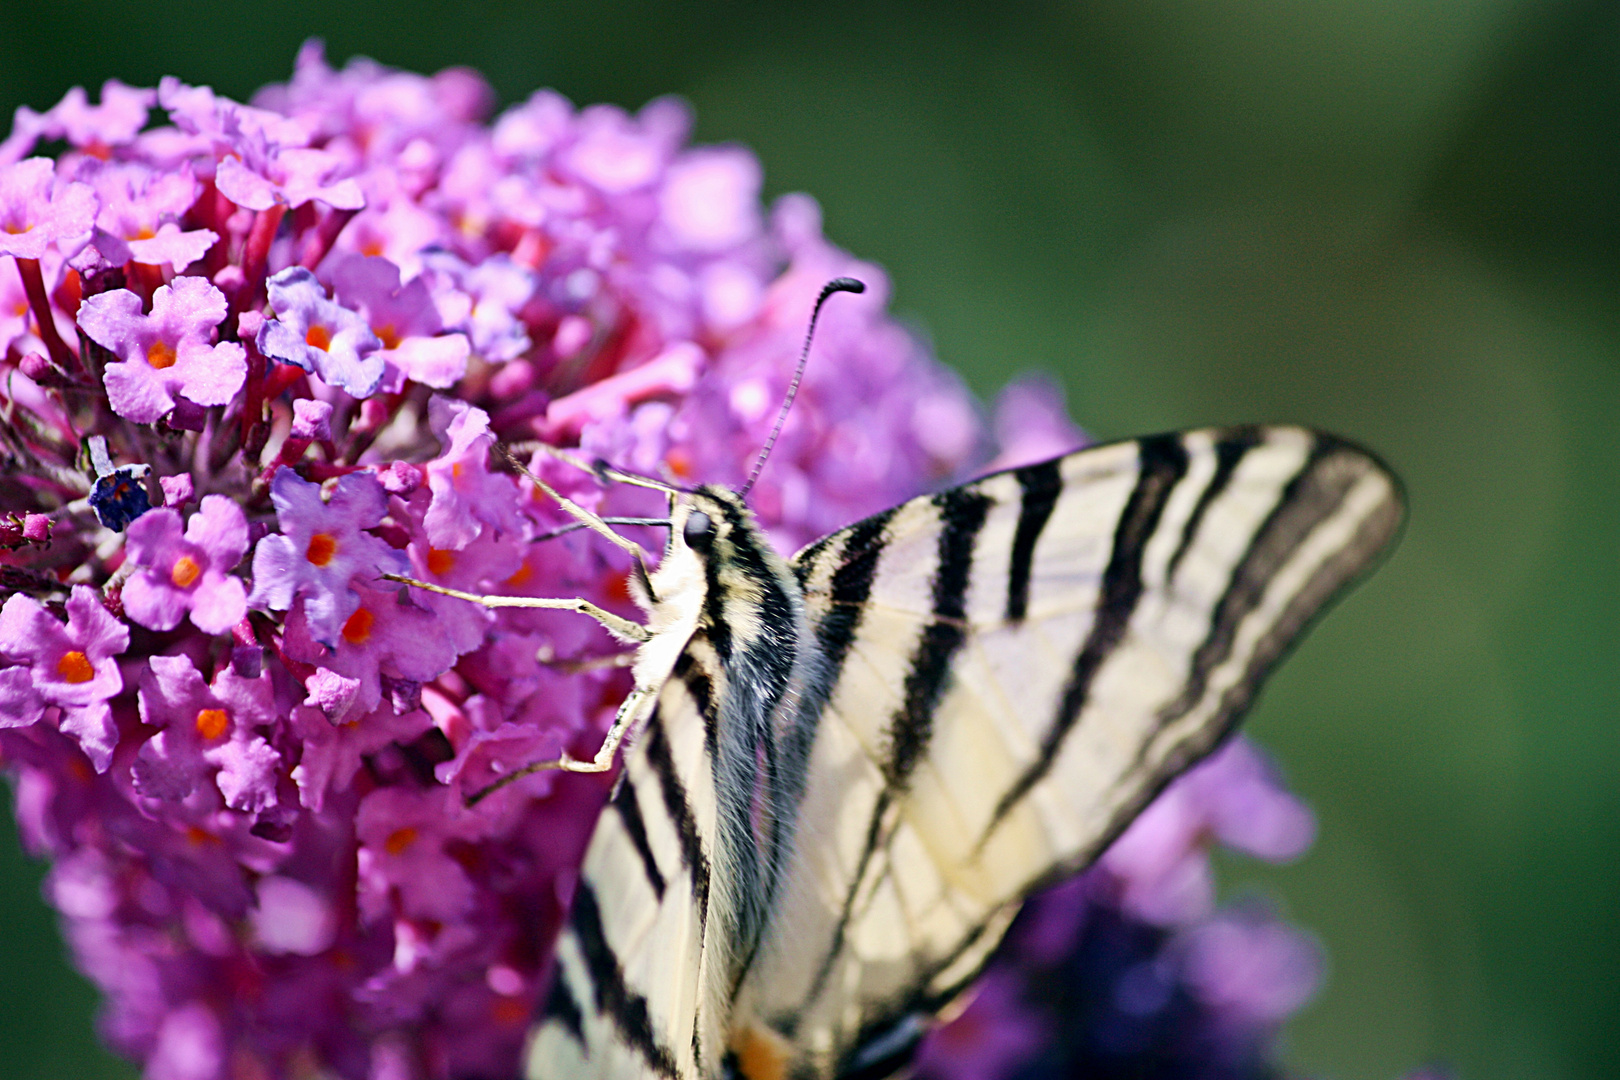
[492,444,651,563]
[464,681,655,805]
[379,573,651,643]
[534,645,637,673]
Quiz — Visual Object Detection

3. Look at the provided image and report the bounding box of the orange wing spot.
[729,1023,791,1080]
[426,548,456,576]
[305,533,338,566]
[384,827,418,856]
[341,607,374,645]
[55,650,94,683]
[375,323,402,349]
[169,554,202,588]
[305,324,333,351]
[194,708,230,740]
[147,340,178,370]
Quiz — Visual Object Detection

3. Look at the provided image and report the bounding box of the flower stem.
[297,207,358,270]
[15,257,80,376]
[236,205,288,319]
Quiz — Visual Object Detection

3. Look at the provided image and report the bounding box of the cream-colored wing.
[526,669,718,1080]
[730,426,1403,1079]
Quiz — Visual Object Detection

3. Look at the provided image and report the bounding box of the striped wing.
[526,670,718,1080]
[729,426,1403,1078]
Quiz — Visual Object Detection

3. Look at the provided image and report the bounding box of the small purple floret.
[0,157,97,260]
[74,160,216,269]
[0,586,128,770]
[122,495,249,635]
[248,467,407,646]
[77,275,246,423]
[132,654,279,813]
[258,266,385,397]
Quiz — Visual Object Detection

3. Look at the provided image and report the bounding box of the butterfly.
[387,283,1404,1080]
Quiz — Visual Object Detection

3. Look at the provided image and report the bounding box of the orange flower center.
[185,826,219,847]
[664,447,693,479]
[426,548,455,576]
[305,324,333,351]
[375,323,401,349]
[384,827,418,856]
[194,708,229,740]
[341,607,374,645]
[305,533,337,566]
[55,650,94,683]
[147,340,178,370]
[133,226,156,241]
[170,554,202,588]
[504,561,534,587]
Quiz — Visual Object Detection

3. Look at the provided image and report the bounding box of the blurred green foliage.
[2,2,1614,1077]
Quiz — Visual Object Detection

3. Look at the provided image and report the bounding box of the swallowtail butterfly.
[388,281,1404,1080]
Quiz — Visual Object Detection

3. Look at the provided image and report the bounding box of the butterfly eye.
[683,510,716,552]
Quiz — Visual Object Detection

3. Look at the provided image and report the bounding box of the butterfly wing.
[526,671,719,1080]
[728,426,1403,1079]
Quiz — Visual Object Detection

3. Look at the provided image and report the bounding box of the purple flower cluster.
[2,45,1324,1080]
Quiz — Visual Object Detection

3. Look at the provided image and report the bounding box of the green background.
[2,2,1615,1077]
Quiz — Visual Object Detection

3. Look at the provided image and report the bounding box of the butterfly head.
[648,484,803,651]
[667,486,759,568]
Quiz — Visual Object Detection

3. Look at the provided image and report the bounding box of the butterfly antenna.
[739,277,865,497]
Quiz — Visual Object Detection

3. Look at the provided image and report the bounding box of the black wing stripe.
[1208,474,1401,726]
[885,487,994,786]
[642,713,712,927]
[568,881,680,1078]
[1150,436,1378,745]
[987,433,1191,830]
[1082,442,1401,888]
[1164,426,1262,584]
[791,490,993,1027]
[539,964,587,1047]
[812,508,894,673]
[1005,459,1064,623]
[610,775,667,902]
[673,648,720,766]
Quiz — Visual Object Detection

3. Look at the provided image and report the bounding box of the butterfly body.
[518,426,1403,1080]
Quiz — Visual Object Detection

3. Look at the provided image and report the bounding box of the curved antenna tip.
[739,277,866,497]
